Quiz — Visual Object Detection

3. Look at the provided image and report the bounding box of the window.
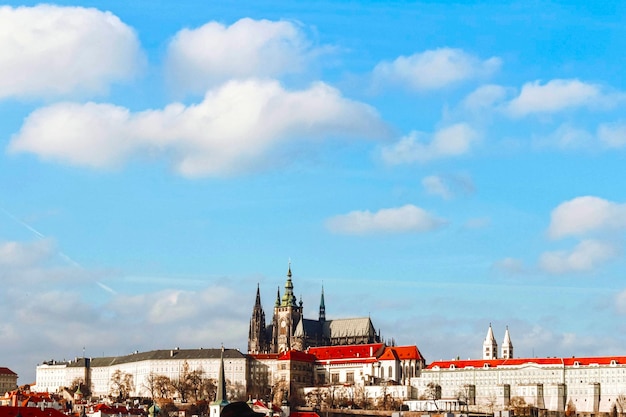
[346,372,354,383]
[332,373,339,383]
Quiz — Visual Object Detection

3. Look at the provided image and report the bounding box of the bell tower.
[271,262,302,353]
[483,323,498,360]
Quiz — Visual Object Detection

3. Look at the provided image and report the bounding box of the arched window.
[388,366,393,379]
[381,367,384,378]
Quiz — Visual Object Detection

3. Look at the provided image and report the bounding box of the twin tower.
[483,324,514,360]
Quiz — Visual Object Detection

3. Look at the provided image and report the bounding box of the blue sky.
[2,0,626,384]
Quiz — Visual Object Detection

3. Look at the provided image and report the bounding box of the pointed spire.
[319,286,326,322]
[275,286,281,307]
[502,326,514,359]
[212,346,229,406]
[255,283,262,306]
[483,323,498,360]
[281,261,297,307]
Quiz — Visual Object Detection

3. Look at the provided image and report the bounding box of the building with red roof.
[409,325,626,415]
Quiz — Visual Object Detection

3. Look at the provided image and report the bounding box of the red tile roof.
[0,369,17,376]
[428,356,626,370]
[0,406,66,417]
[307,343,384,363]
[278,351,316,362]
[290,412,320,417]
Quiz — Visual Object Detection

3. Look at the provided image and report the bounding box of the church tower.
[271,262,302,353]
[248,284,269,353]
[501,326,514,359]
[483,324,498,360]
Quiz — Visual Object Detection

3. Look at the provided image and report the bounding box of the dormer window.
[450,364,456,369]
[483,363,490,368]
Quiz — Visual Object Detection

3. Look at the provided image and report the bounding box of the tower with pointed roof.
[209,347,229,417]
[501,326,514,359]
[483,324,498,360]
[271,262,303,353]
[248,284,270,354]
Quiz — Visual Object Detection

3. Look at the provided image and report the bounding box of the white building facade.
[35,348,248,399]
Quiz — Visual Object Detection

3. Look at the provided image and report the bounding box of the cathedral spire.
[319,286,326,322]
[275,286,281,307]
[281,262,297,307]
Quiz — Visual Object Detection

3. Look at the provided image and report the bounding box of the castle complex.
[248,264,381,354]
[30,266,626,416]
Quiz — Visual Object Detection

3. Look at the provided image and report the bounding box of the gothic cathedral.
[248,264,381,354]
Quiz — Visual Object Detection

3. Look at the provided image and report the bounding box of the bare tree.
[565,399,577,417]
[616,394,626,417]
[70,377,92,398]
[305,388,325,410]
[510,396,527,415]
[154,375,172,400]
[109,370,134,403]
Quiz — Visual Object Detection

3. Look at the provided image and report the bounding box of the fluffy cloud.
[0,5,142,99]
[548,196,626,239]
[462,84,508,111]
[507,79,603,117]
[325,204,446,235]
[9,79,386,177]
[381,123,479,165]
[372,48,501,91]
[166,18,314,93]
[538,239,620,274]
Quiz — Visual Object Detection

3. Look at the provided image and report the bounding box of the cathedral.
[248,264,381,354]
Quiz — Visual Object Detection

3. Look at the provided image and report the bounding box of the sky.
[2,0,626,384]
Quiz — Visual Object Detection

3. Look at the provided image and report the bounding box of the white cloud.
[0,239,55,268]
[507,79,602,117]
[538,239,620,274]
[0,5,142,99]
[548,196,626,239]
[381,123,479,165]
[325,204,446,235]
[422,173,475,200]
[598,122,626,148]
[422,175,452,199]
[9,79,387,177]
[462,84,508,111]
[165,18,314,93]
[372,48,501,91]
[532,124,594,150]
